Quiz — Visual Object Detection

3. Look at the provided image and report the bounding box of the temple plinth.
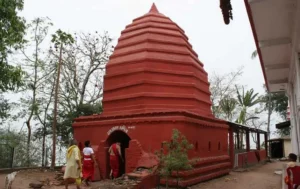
[73,4,231,187]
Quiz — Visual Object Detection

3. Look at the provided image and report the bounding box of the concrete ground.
[0,161,283,189]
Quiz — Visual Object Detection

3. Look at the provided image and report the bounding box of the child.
[287,153,297,168]
[285,153,298,187]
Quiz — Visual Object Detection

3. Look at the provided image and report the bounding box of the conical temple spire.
[149,3,159,13]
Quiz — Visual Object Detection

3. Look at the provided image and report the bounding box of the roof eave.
[244,0,269,91]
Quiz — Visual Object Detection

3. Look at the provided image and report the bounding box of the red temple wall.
[125,140,144,173]
[259,149,267,160]
[74,119,229,180]
[236,149,267,168]
[74,121,228,159]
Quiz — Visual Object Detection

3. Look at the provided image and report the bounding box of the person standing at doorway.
[109,142,123,179]
[82,140,97,186]
[63,139,82,189]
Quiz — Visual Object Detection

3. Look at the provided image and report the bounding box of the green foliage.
[0,129,41,168]
[47,103,103,145]
[0,65,23,92]
[251,49,258,59]
[156,129,195,188]
[261,85,288,120]
[275,127,291,137]
[0,0,26,92]
[0,95,10,120]
[260,85,289,136]
[236,86,262,124]
[209,67,243,120]
[219,96,237,121]
[51,29,74,47]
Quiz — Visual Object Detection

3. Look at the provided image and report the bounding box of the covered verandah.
[228,122,268,168]
[244,0,300,157]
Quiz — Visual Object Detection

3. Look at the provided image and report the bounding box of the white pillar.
[295,55,300,159]
[289,53,300,159]
[289,85,299,156]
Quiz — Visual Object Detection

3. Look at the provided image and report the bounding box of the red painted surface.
[73,3,231,187]
[236,150,267,168]
[229,128,235,168]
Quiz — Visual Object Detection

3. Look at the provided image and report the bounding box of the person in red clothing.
[109,142,124,179]
[82,140,97,186]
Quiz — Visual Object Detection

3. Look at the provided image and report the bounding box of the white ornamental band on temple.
[107,126,129,135]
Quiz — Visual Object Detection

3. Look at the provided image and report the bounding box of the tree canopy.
[0,0,26,92]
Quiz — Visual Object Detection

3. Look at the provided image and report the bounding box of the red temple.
[73,4,231,187]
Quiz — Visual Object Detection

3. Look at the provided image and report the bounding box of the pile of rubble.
[51,171,65,186]
[28,169,65,188]
[112,174,141,188]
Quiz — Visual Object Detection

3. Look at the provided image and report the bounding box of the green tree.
[17,17,53,166]
[219,96,237,121]
[0,0,26,92]
[34,72,56,167]
[261,85,289,137]
[49,31,112,145]
[55,103,103,146]
[209,67,243,119]
[156,129,195,189]
[0,95,10,121]
[251,52,289,136]
[50,29,74,169]
[251,49,258,59]
[0,128,41,168]
[235,87,262,149]
[236,86,262,124]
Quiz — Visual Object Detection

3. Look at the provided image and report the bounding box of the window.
[208,141,211,151]
[218,142,221,150]
[195,141,198,151]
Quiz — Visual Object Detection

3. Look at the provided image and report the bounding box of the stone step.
[170,161,231,178]
[192,155,230,168]
[161,169,230,187]
[127,171,150,180]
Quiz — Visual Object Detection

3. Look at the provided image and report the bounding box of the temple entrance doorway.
[105,131,131,178]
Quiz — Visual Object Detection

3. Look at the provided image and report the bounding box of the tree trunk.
[267,92,272,157]
[45,147,48,167]
[26,121,31,166]
[51,43,63,169]
[42,130,46,167]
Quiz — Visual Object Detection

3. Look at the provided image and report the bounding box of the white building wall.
[284,140,292,157]
[288,53,300,158]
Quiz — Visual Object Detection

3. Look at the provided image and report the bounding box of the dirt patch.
[0,174,6,189]
[2,162,283,189]
[10,169,55,189]
[6,169,138,189]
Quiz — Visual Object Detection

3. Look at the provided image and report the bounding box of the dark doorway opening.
[269,140,284,158]
[106,131,131,178]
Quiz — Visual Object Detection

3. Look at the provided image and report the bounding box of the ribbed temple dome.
[102,3,213,117]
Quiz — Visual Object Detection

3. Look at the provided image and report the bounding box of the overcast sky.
[20,0,264,92]
[10,0,282,136]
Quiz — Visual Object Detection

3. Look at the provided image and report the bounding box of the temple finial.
[149,3,159,13]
